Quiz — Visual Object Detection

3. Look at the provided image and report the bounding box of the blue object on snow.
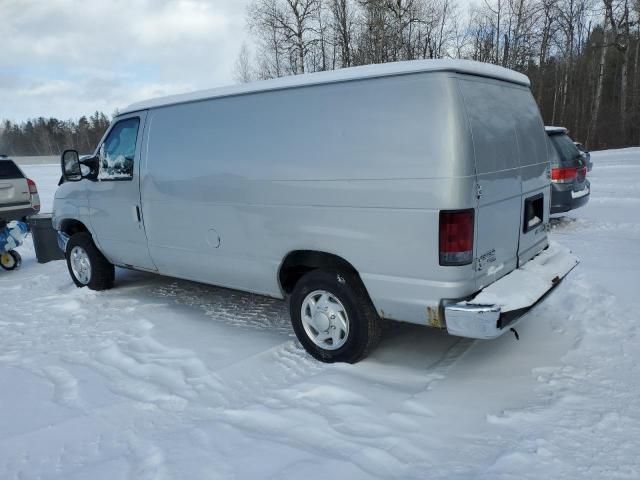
[0,221,29,254]
[57,231,70,253]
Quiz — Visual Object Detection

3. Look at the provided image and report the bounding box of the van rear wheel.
[65,232,114,290]
[290,270,381,363]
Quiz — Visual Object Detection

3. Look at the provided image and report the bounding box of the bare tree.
[536,0,558,103]
[588,26,609,144]
[331,0,356,66]
[354,0,389,64]
[605,0,636,135]
[248,0,285,78]
[234,42,254,83]
[240,0,640,148]
[248,0,322,75]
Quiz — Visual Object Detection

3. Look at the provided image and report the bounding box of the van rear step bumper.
[444,241,579,339]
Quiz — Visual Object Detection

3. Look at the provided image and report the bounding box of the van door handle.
[134,205,141,222]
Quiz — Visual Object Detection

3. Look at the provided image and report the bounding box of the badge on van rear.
[476,248,496,271]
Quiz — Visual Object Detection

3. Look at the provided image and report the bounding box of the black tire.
[0,250,21,271]
[65,232,114,290]
[290,269,382,363]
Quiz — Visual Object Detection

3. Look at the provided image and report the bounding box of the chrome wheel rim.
[70,246,91,285]
[301,290,349,350]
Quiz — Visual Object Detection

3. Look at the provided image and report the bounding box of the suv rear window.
[0,160,24,179]
[549,134,581,165]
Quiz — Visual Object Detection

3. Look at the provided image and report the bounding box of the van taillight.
[439,209,474,266]
[551,167,578,183]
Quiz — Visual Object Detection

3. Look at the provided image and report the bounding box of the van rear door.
[505,87,550,264]
[458,77,521,290]
[458,77,549,291]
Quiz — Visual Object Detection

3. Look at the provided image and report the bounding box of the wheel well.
[278,250,360,294]
[59,219,89,236]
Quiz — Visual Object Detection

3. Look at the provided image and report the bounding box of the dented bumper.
[444,241,579,339]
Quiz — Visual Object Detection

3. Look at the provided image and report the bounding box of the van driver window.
[98,118,140,180]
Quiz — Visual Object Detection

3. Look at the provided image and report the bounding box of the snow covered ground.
[1,148,639,479]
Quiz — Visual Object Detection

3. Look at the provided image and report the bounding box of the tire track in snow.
[40,365,81,408]
[153,280,292,334]
[482,278,640,479]
[2,251,484,479]
[198,334,476,478]
[423,337,476,383]
[87,279,475,478]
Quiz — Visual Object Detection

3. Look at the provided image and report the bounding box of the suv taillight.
[27,178,38,194]
[27,178,40,211]
[551,167,578,183]
[439,209,474,266]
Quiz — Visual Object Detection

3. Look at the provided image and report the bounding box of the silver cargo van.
[53,59,577,363]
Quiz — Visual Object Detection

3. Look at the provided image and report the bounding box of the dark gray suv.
[545,127,590,214]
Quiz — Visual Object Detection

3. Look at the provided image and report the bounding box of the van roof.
[121,59,530,114]
[545,126,568,135]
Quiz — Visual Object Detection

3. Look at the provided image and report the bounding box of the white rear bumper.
[444,241,579,339]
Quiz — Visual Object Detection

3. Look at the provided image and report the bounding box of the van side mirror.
[80,155,99,180]
[62,150,82,181]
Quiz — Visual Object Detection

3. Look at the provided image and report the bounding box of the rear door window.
[549,134,581,166]
[0,161,24,180]
[458,79,520,174]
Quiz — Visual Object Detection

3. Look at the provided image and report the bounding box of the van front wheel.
[65,232,114,290]
[290,270,381,363]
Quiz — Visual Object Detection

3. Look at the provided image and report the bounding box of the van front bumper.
[444,241,579,339]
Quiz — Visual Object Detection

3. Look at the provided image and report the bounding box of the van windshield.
[549,134,581,164]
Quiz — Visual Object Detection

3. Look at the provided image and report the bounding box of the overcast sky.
[1,0,250,122]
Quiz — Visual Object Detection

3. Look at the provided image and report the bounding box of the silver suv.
[0,155,41,224]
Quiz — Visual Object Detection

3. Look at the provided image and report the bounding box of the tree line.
[238,0,640,149]
[0,112,110,157]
